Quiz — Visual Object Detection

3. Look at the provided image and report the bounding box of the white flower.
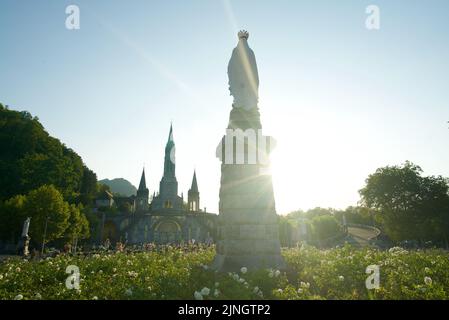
[92,296,98,300]
[240,267,247,274]
[257,290,264,298]
[388,247,407,255]
[298,288,303,294]
[239,278,245,283]
[424,267,430,273]
[277,289,283,294]
[339,275,345,281]
[194,291,203,300]
[215,282,219,287]
[125,288,133,296]
[15,267,21,273]
[14,294,23,300]
[127,271,138,278]
[268,271,274,278]
[201,287,210,296]
[233,274,240,281]
[253,286,260,294]
[274,270,281,277]
[35,293,42,299]
[0,274,3,280]
[213,289,220,297]
[112,268,117,273]
[300,281,310,289]
[424,277,432,285]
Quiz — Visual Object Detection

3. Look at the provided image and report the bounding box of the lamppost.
[41,216,50,256]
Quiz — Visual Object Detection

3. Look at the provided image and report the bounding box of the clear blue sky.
[1,0,449,214]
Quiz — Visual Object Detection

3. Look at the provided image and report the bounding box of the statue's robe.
[227,39,259,110]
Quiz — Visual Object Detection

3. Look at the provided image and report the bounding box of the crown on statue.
[238,30,249,40]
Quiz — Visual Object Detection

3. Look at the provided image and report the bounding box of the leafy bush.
[310,215,343,241]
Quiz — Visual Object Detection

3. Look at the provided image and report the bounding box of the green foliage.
[1,245,448,300]
[310,214,343,241]
[360,161,449,243]
[23,185,71,245]
[282,208,344,245]
[0,185,91,245]
[0,104,97,205]
[65,204,90,243]
[278,216,294,247]
[0,195,27,242]
[334,206,374,226]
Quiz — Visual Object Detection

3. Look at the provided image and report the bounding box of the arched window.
[164,200,172,208]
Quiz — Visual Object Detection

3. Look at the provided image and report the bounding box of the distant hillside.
[99,178,137,197]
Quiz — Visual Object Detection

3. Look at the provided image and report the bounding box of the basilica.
[96,124,217,245]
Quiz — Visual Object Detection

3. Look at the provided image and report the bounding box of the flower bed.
[0,244,448,300]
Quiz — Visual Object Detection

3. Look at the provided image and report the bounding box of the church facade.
[97,124,217,245]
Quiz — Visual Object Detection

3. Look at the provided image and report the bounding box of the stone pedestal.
[211,109,285,272]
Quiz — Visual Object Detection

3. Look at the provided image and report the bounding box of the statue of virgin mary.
[227,30,259,110]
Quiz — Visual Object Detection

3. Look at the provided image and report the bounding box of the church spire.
[168,122,174,142]
[136,167,149,212]
[188,170,200,212]
[190,170,198,192]
[163,123,176,178]
[138,167,147,190]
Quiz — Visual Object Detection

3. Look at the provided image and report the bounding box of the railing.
[346,223,381,240]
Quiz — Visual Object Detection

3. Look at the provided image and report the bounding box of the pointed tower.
[163,123,176,178]
[135,168,149,212]
[151,124,183,211]
[188,170,200,212]
[159,123,178,201]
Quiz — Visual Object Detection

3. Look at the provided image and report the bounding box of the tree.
[79,166,98,206]
[310,215,343,241]
[334,206,374,226]
[0,195,27,242]
[359,161,449,243]
[0,104,96,203]
[23,185,71,246]
[65,204,90,245]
